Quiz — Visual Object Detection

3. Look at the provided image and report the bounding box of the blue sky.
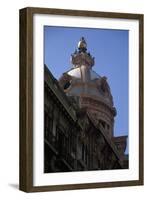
[44,26,128,141]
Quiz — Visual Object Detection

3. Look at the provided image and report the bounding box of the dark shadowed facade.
[44,37,128,173]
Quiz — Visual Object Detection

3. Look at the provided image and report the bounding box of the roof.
[44,65,77,122]
[67,67,101,80]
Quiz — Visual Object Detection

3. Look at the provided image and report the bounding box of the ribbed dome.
[67,68,101,80]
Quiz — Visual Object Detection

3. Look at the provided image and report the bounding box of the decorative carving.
[96,76,113,104]
[71,37,95,68]
[59,73,72,90]
[100,77,110,94]
[71,51,95,68]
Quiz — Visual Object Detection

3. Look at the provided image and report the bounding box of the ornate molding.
[71,51,95,68]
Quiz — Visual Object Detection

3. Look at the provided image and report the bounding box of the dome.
[59,68,114,108]
[67,68,101,80]
[59,37,115,108]
[90,70,101,80]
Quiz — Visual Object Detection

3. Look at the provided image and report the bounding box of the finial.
[71,37,95,68]
[78,37,87,52]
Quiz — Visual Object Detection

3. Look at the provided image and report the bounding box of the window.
[82,144,85,161]
[64,81,71,90]
[82,144,88,165]
[44,111,53,140]
[56,126,67,154]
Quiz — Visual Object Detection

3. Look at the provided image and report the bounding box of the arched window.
[64,81,71,90]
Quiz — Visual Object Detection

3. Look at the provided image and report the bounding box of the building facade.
[44,37,128,173]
